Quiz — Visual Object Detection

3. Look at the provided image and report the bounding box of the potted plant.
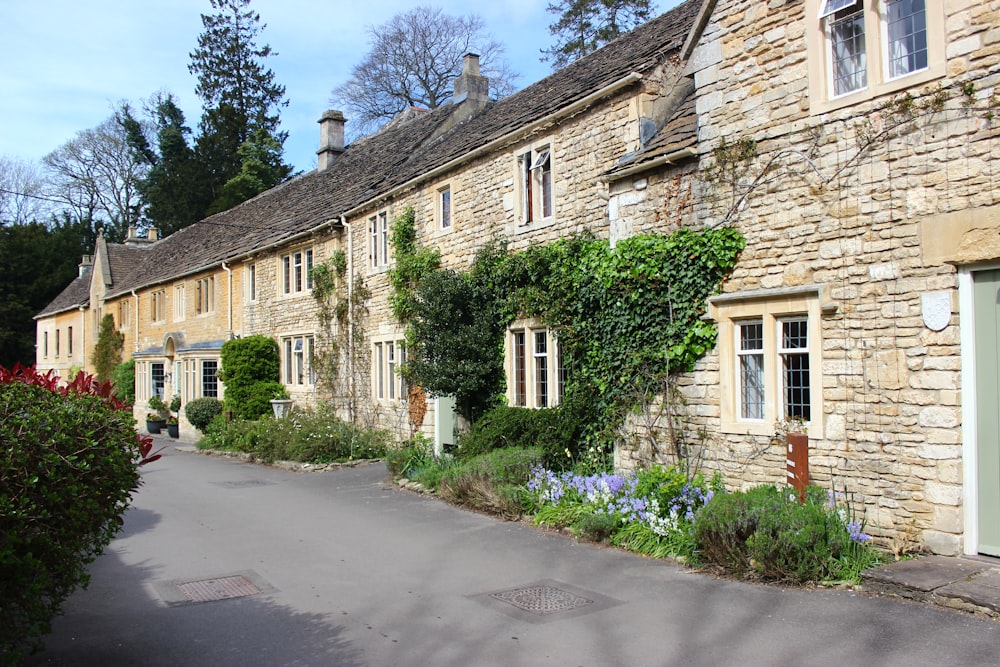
[165,415,180,439]
[269,387,293,419]
[146,395,168,434]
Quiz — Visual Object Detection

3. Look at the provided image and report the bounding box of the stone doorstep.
[862,556,1000,619]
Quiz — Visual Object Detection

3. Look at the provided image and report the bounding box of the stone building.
[35,0,1000,557]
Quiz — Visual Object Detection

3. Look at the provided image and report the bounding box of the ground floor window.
[202,360,219,398]
[373,339,406,401]
[507,324,564,408]
[282,335,315,386]
[710,287,825,437]
[151,363,165,399]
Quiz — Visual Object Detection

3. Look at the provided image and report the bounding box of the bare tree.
[331,6,518,138]
[42,104,150,242]
[0,156,51,225]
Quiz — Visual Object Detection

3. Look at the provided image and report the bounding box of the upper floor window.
[246,263,257,302]
[196,277,214,314]
[55,329,60,357]
[808,0,942,112]
[282,249,314,295]
[118,300,131,330]
[151,290,166,323]
[438,186,452,230]
[517,146,553,225]
[43,331,49,358]
[174,284,186,321]
[369,212,389,269]
[67,326,73,356]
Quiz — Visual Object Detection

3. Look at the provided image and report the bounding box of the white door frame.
[958,263,1000,555]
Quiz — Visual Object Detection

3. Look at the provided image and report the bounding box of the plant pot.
[166,423,179,438]
[146,419,166,434]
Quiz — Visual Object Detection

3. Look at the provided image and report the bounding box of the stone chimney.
[453,53,489,108]
[317,110,346,171]
[147,228,158,242]
[79,255,93,278]
[124,225,157,247]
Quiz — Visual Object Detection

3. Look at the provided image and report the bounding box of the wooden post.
[786,432,809,503]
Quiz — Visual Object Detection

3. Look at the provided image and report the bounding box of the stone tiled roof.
[96,0,701,300]
[604,84,698,178]
[35,273,90,318]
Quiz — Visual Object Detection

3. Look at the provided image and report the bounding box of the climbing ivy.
[398,223,744,447]
[388,207,441,323]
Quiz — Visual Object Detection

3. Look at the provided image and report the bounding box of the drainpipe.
[130,290,140,352]
[221,262,233,339]
[78,305,86,373]
[343,214,354,422]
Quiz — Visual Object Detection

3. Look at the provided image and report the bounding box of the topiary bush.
[185,397,223,433]
[0,364,160,663]
[219,336,284,420]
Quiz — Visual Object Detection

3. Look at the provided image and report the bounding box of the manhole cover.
[490,585,594,615]
[175,575,261,602]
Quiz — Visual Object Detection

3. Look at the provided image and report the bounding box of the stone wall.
[613,0,1000,555]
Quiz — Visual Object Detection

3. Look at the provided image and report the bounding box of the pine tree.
[542,0,653,69]
[188,0,290,204]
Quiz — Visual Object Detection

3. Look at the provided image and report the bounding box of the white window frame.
[710,289,825,437]
[282,334,315,387]
[507,323,564,408]
[806,0,944,114]
[281,248,314,295]
[246,262,257,302]
[438,185,452,230]
[369,211,390,270]
[174,284,186,321]
[373,337,407,402]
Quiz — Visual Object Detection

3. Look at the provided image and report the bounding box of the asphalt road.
[23,445,1000,666]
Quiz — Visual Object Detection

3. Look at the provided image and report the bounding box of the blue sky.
[0,0,679,174]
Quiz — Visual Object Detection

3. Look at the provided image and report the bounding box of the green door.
[973,269,1000,556]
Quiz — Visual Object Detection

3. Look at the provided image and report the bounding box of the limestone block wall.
[614,0,1000,555]
[343,87,655,439]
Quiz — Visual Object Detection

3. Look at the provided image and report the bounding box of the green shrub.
[694,485,858,583]
[456,403,591,470]
[200,406,388,464]
[438,447,542,518]
[0,365,151,663]
[110,359,135,404]
[574,512,618,542]
[219,336,284,420]
[185,397,223,433]
[384,437,435,477]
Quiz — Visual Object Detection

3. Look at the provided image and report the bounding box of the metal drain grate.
[490,585,594,615]
[175,575,261,603]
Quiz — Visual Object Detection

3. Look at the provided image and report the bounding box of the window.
[809,0,941,112]
[43,331,48,358]
[151,363,165,399]
[174,284,186,321]
[508,325,563,408]
[67,326,73,356]
[196,277,214,314]
[246,263,257,302]
[517,146,553,225]
[439,186,452,230]
[282,335,314,386]
[373,339,406,401]
[151,290,166,322]
[202,360,219,398]
[282,249,314,294]
[369,212,389,269]
[55,329,60,357]
[118,301,131,330]
[710,288,825,436]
